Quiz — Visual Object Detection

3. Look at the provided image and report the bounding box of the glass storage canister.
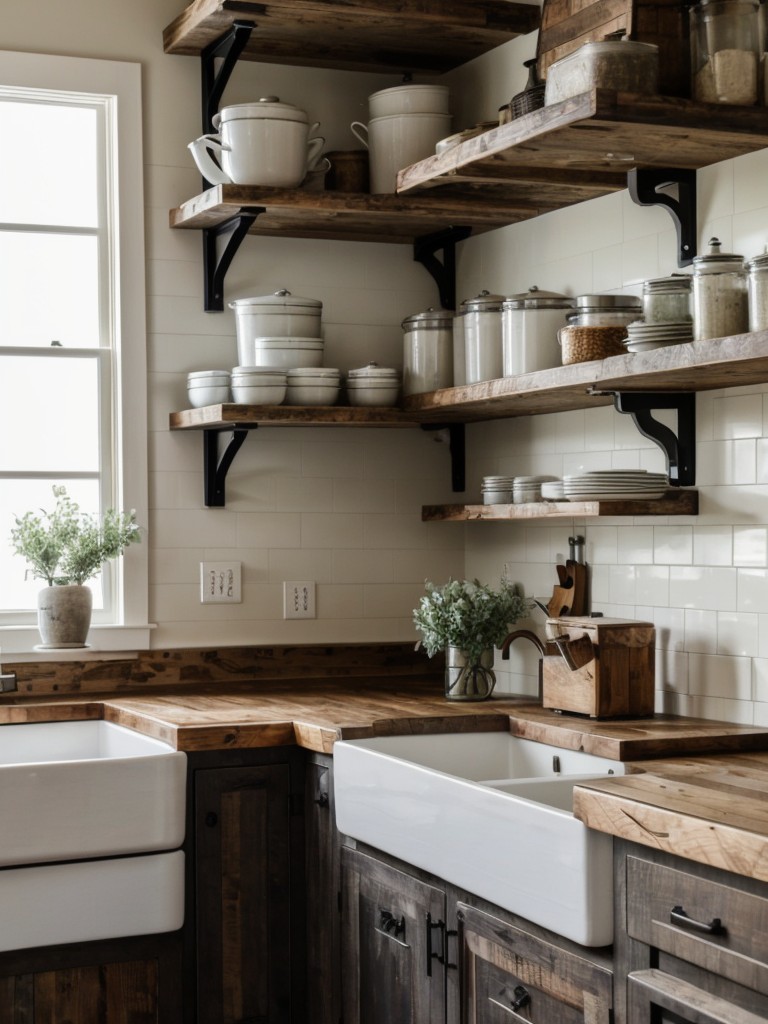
[747,251,768,330]
[401,307,454,396]
[692,237,748,340]
[568,294,642,326]
[501,286,575,375]
[462,290,505,384]
[690,0,760,104]
[642,276,693,323]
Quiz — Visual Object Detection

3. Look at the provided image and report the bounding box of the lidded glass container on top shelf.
[501,286,575,375]
[691,237,748,340]
[567,293,642,327]
[690,0,760,104]
[642,275,693,323]
[746,250,768,330]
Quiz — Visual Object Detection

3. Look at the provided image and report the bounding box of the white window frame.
[0,50,150,657]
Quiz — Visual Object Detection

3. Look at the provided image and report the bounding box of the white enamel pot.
[350,112,452,193]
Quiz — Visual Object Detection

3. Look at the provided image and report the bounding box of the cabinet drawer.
[628,969,768,1024]
[626,854,768,994]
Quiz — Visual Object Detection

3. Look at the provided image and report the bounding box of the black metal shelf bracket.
[201,20,256,134]
[591,390,696,486]
[627,168,697,267]
[413,227,473,310]
[203,209,265,311]
[204,428,251,507]
[420,423,466,492]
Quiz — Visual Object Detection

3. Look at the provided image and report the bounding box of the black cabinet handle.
[314,792,329,808]
[510,985,531,1012]
[205,811,218,827]
[670,905,725,936]
[374,909,408,947]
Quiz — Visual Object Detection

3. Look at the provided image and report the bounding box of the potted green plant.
[413,577,531,701]
[10,485,141,648]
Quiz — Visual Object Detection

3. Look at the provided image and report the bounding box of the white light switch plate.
[284,581,316,619]
[200,562,242,603]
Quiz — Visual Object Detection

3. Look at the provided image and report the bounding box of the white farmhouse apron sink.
[333,732,625,947]
[0,719,187,951]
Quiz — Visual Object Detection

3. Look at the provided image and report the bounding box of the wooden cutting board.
[536,0,691,98]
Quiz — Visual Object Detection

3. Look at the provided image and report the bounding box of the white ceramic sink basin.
[334,732,625,947]
[0,719,187,867]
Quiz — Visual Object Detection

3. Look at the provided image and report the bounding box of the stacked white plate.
[253,335,324,369]
[563,469,669,501]
[285,367,341,406]
[346,363,400,407]
[513,475,559,504]
[481,476,515,504]
[541,479,565,501]
[231,366,287,405]
[623,320,694,352]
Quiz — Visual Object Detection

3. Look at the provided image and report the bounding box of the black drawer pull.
[510,985,531,1012]
[670,905,725,936]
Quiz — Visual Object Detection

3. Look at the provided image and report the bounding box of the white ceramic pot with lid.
[462,290,505,384]
[401,307,453,395]
[188,97,324,187]
[501,287,576,375]
[230,289,323,364]
[368,84,450,118]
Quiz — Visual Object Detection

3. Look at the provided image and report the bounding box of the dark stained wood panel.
[170,404,421,430]
[162,0,540,74]
[422,489,699,521]
[398,90,768,193]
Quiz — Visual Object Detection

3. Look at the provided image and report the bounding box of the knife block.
[542,616,655,718]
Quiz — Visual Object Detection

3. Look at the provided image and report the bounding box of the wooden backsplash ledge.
[1,643,442,699]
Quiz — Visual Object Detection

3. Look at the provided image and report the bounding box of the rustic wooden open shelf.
[170,404,420,430]
[162,0,539,75]
[397,90,768,198]
[404,333,768,422]
[422,489,699,522]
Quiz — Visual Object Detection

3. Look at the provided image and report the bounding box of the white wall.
[8,5,768,724]
[446,39,768,726]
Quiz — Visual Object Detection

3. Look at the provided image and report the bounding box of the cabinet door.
[305,756,340,1024]
[628,968,768,1024]
[458,903,612,1024]
[195,764,292,1024]
[341,847,447,1024]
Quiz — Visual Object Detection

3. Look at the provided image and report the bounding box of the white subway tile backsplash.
[654,526,692,565]
[688,651,752,700]
[717,611,760,657]
[692,525,733,566]
[737,568,768,612]
[733,526,768,567]
[670,567,737,611]
[684,609,718,654]
[712,394,764,439]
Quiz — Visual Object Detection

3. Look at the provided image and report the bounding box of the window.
[0,51,149,653]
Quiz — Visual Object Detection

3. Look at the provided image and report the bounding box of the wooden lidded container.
[536,0,691,99]
[542,616,655,719]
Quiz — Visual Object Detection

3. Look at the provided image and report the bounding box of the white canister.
[368,84,450,118]
[229,290,323,364]
[692,237,748,341]
[401,308,454,395]
[501,287,575,375]
[462,291,504,384]
[452,313,466,387]
[350,112,452,193]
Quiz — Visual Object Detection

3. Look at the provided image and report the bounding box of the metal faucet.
[501,629,547,700]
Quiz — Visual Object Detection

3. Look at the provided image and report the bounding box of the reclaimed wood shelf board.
[403,332,768,422]
[422,489,699,522]
[170,404,421,430]
[397,90,768,195]
[162,0,540,74]
[169,186,551,244]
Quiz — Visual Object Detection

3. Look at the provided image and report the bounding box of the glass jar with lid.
[692,237,748,340]
[401,307,454,396]
[642,276,693,323]
[690,0,760,104]
[746,251,768,330]
[501,286,575,375]
[461,290,505,384]
[567,294,642,327]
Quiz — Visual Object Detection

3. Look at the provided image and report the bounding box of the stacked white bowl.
[481,476,515,504]
[253,335,325,369]
[187,369,231,408]
[286,367,342,406]
[345,363,400,407]
[513,475,559,504]
[231,366,287,405]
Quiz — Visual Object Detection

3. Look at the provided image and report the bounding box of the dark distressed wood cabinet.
[615,840,768,1024]
[191,749,306,1024]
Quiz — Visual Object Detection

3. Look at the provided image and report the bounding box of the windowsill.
[0,624,155,661]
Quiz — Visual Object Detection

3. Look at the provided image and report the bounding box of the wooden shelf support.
[200,19,255,135]
[204,428,250,506]
[421,423,466,492]
[627,168,697,267]
[413,227,472,310]
[607,391,696,486]
[203,209,264,311]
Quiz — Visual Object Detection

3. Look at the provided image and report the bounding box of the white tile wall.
[12,1,768,722]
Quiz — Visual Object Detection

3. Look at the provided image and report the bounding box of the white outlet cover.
[200,562,242,603]
[283,581,316,619]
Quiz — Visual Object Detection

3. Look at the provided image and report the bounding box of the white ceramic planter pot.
[37,585,93,649]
